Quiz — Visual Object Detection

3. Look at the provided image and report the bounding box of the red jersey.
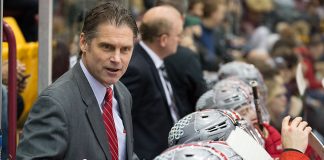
[280,150,310,160]
[263,123,283,158]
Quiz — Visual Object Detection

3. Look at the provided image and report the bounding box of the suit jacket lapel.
[136,44,169,106]
[72,62,111,159]
[114,82,133,159]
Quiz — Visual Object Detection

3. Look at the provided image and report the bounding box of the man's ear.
[80,33,87,53]
[159,34,168,48]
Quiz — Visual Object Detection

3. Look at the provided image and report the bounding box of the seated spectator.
[1,85,8,160]
[265,77,289,130]
[1,60,29,119]
[301,35,324,106]
[1,60,29,160]
[52,41,70,82]
[271,46,303,117]
[195,0,232,71]
[188,0,204,18]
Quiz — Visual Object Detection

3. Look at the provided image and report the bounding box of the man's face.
[165,20,183,56]
[268,88,287,115]
[211,5,226,26]
[81,23,134,86]
[311,43,324,59]
[235,104,258,125]
[192,2,204,17]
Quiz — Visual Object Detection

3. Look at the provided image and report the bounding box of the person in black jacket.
[155,0,208,115]
[120,6,185,159]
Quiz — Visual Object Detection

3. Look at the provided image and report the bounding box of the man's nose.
[110,51,121,63]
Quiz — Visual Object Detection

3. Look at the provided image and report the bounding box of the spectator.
[52,41,70,82]
[196,0,231,71]
[265,76,289,130]
[1,85,8,160]
[188,0,204,18]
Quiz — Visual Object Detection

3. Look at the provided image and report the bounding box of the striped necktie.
[159,64,180,122]
[102,87,119,160]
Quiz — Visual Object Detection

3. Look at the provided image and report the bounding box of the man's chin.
[102,79,118,86]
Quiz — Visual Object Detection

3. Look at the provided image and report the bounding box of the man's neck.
[142,41,166,59]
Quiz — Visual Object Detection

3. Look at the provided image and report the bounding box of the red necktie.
[102,87,119,160]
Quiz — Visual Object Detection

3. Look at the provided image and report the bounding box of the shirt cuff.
[283,148,303,153]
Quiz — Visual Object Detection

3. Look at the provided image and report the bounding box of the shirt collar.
[139,41,164,69]
[80,60,113,106]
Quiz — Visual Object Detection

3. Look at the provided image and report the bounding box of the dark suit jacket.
[164,46,207,113]
[17,62,135,160]
[121,43,186,159]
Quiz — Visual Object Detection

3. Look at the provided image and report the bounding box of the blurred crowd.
[2,0,324,159]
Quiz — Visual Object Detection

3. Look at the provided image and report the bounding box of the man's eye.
[121,47,131,53]
[100,44,114,51]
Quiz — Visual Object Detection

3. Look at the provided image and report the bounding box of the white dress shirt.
[80,60,126,160]
[139,41,179,123]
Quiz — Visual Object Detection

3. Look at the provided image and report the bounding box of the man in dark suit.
[17,2,138,159]
[120,6,184,159]
[155,0,208,116]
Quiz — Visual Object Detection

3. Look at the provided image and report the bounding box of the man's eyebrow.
[122,44,133,48]
[85,30,136,37]
[98,42,114,46]
[98,42,133,48]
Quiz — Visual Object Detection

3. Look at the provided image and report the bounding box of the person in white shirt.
[121,5,185,159]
